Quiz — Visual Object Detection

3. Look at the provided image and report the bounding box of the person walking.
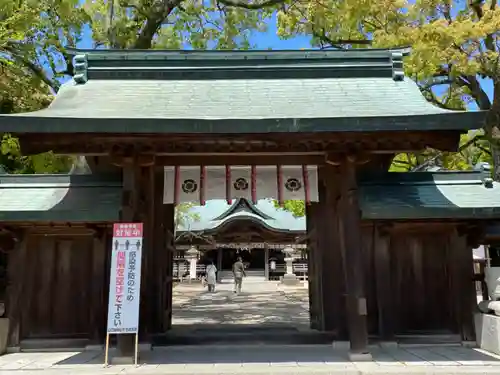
[232,256,246,294]
[205,260,217,292]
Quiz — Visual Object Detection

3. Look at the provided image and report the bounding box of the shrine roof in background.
[177,198,305,233]
[1,171,500,223]
[0,48,484,134]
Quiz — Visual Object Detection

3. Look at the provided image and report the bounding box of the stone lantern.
[186,246,199,281]
[281,246,299,285]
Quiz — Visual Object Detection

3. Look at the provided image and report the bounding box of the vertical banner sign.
[107,223,143,334]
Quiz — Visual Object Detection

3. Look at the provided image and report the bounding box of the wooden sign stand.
[104,333,139,366]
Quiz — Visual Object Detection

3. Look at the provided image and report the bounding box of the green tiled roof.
[359,171,500,219]
[0,174,121,222]
[0,171,499,223]
[0,48,484,133]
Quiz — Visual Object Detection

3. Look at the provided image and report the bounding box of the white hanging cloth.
[164,167,202,204]
[163,165,319,204]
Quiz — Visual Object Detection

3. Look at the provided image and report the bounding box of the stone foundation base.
[378,341,398,349]
[281,274,299,285]
[0,318,9,355]
[475,312,500,355]
[110,356,136,365]
[332,341,350,350]
[348,351,373,361]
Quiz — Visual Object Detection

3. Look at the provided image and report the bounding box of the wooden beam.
[157,154,326,166]
[19,130,460,155]
[338,155,369,354]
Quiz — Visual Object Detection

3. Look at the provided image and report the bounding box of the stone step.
[152,327,335,346]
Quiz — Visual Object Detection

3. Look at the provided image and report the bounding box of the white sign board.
[106,223,143,334]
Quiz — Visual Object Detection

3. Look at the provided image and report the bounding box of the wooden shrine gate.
[0,48,487,359]
[114,153,375,355]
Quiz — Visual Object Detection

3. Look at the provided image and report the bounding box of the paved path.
[2,344,500,374]
[172,279,310,328]
[3,281,499,374]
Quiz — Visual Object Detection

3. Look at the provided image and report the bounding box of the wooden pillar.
[117,155,155,356]
[450,228,476,342]
[306,203,322,330]
[6,231,27,347]
[217,248,223,281]
[264,245,269,281]
[373,225,395,341]
[141,167,170,336]
[162,203,175,331]
[319,165,346,335]
[89,230,108,343]
[338,156,369,354]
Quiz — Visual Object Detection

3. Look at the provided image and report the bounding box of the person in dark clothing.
[232,256,246,294]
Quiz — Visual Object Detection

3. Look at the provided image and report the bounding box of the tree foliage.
[175,202,201,230]
[277,0,500,178]
[0,0,89,173]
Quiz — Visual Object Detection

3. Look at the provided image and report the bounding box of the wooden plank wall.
[6,222,474,342]
[11,231,110,341]
[363,223,471,337]
[310,222,473,339]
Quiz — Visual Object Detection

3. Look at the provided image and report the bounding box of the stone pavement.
[172,279,310,328]
[4,281,499,374]
[2,344,500,374]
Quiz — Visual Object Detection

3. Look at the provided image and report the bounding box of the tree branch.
[132,0,183,49]
[3,43,59,91]
[217,0,286,10]
[411,135,485,172]
[312,29,372,49]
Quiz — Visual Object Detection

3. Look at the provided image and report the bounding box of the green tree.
[1,0,89,173]
[274,200,305,217]
[0,0,281,173]
[175,202,201,230]
[277,0,500,179]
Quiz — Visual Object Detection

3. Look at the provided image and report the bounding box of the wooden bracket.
[347,153,371,165]
[326,152,371,166]
[0,226,25,242]
[325,153,342,166]
[376,223,393,237]
[86,225,106,239]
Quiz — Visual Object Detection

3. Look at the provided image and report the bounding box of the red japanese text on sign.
[113,223,143,238]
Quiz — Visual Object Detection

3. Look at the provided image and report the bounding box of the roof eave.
[0,111,486,134]
[362,207,500,220]
[0,210,120,223]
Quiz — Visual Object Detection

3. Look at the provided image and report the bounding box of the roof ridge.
[68,48,412,82]
[212,198,274,221]
[67,47,411,58]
